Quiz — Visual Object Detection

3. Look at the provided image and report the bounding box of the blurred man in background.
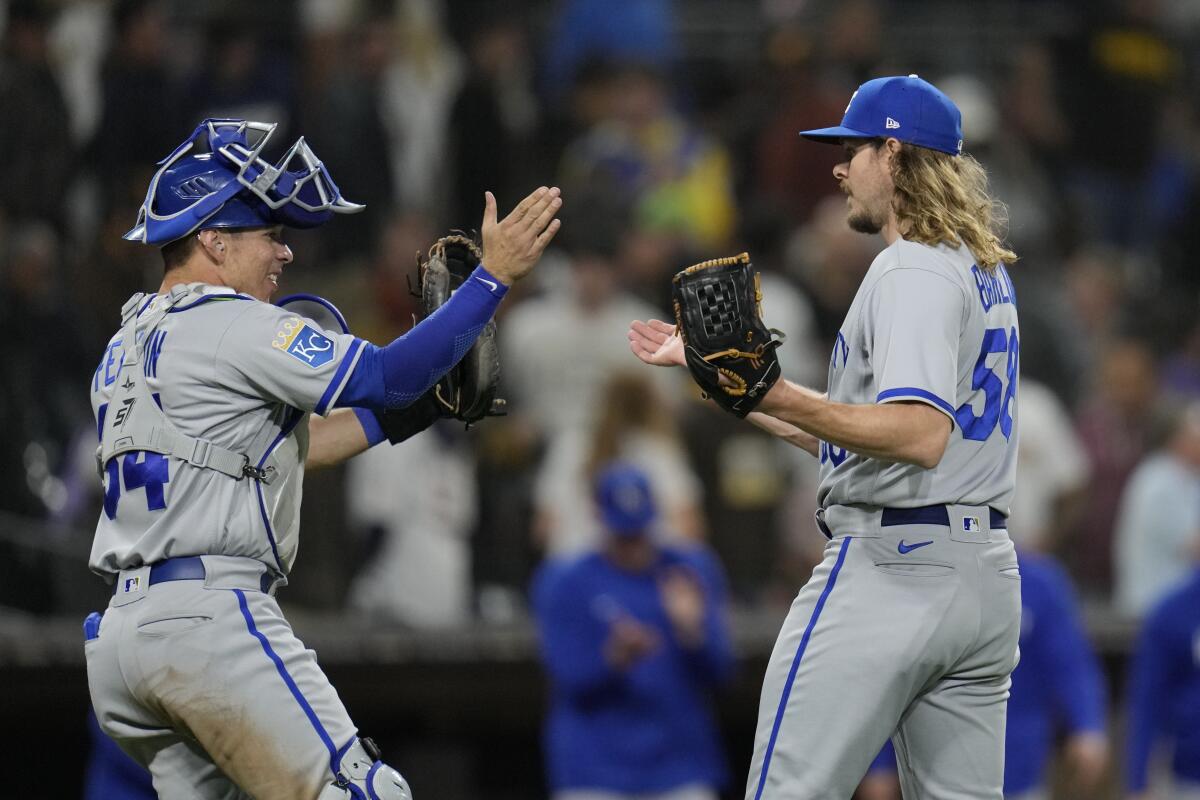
[1125,559,1200,800]
[532,462,734,800]
[1114,402,1200,618]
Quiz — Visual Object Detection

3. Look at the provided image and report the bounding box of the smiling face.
[832,138,897,235]
[216,226,294,301]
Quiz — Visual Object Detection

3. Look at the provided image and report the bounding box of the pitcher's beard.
[847,208,883,234]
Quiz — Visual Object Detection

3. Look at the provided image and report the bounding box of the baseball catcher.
[671,252,785,417]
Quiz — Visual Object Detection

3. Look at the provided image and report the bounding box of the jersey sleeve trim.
[876,387,955,418]
[314,338,365,416]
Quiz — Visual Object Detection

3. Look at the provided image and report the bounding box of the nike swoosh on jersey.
[897,539,934,554]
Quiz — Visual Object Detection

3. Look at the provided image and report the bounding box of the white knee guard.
[317,738,412,800]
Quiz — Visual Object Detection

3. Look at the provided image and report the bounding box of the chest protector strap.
[97,286,259,481]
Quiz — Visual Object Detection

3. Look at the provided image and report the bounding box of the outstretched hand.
[628,319,685,367]
[481,186,563,286]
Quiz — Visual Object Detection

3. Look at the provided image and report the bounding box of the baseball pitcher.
[630,75,1021,799]
[84,118,561,799]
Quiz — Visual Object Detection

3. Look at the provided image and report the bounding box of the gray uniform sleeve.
[865,267,964,421]
[215,302,366,415]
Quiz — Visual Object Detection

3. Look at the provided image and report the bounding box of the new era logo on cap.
[799,75,964,155]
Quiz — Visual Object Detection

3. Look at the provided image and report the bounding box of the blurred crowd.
[6,0,1200,794]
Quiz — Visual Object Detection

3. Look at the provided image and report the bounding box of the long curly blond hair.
[891,144,1017,270]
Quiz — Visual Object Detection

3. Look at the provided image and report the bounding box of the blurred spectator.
[303,8,399,258]
[558,63,737,251]
[186,17,297,137]
[1124,564,1200,799]
[83,710,155,800]
[531,462,733,800]
[786,194,877,343]
[534,371,703,556]
[1020,245,1131,407]
[1056,0,1186,249]
[377,0,465,217]
[499,210,679,443]
[736,203,826,387]
[985,43,1071,262]
[678,395,808,607]
[1,222,92,518]
[860,550,1109,800]
[1114,403,1200,618]
[1069,337,1159,596]
[0,0,74,224]
[1003,550,1109,799]
[448,4,543,229]
[1161,317,1200,400]
[359,209,439,344]
[541,0,677,104]
[345,422,478,627]
[1008,379,1090,553]
[90,0,182,216]
[753,29,854,224]
[1062,247,1134,378]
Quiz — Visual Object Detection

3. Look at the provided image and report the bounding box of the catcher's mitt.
[672,252,785,418]
[418,233,505,426]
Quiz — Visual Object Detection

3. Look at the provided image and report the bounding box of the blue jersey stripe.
[752,536,852,800]
[255,407,304,571]
[235,589,340,774]
[167,294,253,312]
[314,338,364,416]
[876,387,955,416]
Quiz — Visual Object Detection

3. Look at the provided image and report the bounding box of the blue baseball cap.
[800,75,963,155]
[594,463,657,536]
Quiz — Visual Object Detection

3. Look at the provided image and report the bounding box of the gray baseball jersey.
[85,283,411,798]
[744,240,1022,800]
[88,283,364,579]
[817,239,1019,514]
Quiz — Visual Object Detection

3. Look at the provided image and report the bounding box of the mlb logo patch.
[272,317,336,369]
[123,576,141,593]
[963,516,982,533]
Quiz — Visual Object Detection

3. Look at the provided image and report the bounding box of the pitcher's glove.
[418,233,505,426]
[672,252,785,418]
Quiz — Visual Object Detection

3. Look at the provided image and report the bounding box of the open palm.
[628,319,685,367]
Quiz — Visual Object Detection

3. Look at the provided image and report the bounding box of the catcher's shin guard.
[318,738,412,800]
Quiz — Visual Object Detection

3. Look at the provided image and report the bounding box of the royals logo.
[273,316,336,369]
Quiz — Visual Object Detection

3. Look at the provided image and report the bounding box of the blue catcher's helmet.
[124,119,364,245]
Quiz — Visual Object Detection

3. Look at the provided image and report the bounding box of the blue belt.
[880,505,1007,529]
[112,556,275,594]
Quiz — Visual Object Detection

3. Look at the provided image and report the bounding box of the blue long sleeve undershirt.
[336,265,506,412]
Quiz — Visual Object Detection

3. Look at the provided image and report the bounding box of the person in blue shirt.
[531,461,734,800]
[1126,567,1200,800]
[859,550,1109,800]
[83,710,156,800]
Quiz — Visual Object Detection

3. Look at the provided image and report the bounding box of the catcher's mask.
[124,118,364,245]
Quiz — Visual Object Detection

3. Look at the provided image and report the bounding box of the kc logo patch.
[273,317,336,369]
